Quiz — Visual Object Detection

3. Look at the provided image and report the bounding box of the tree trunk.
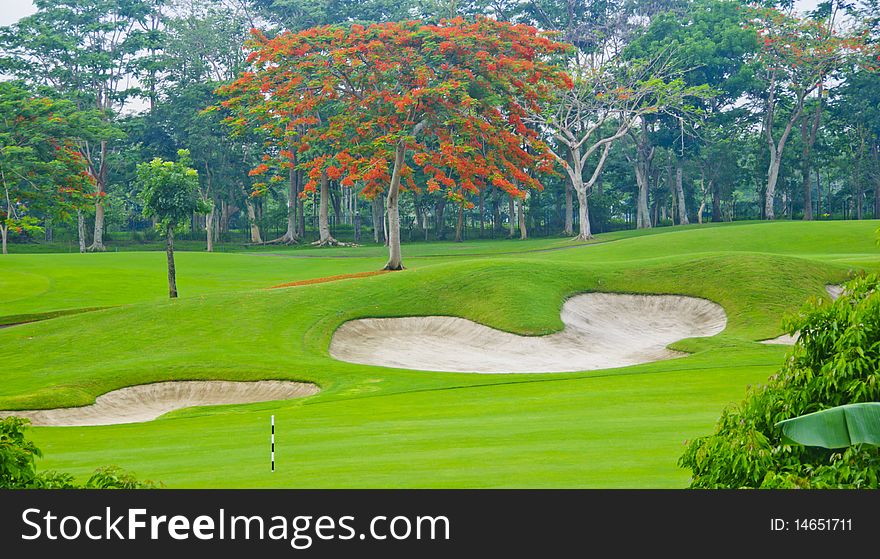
[801,161,813,221]
[86,139,108,252]
[633,130,653,229]
[0,224,6,255]
[712,182,721,222]
[435,198,446,240]
[875,176,880,219]
[675,159,689,225]
[383,140,406,270]
[166,224,178,299]
[517,196,527,240]
[354,204,361,243]
[220,200,229,234]
[206,203,215,253]
[330,182,342,227]
[635,163,651,229]
[371,197,383,243]
[873,145,880,218]
[765,150,782,220]
[454,203,464,242]
[492,191,501,237]
[245,197,262,243]
[857,187,864,220]
[507,195,516,237]
[77,210,86,253]
[478,191,484,238]
[269,166,299,244]
[575,187,592,240]
[316,170,338,245]
[564,182,574,236]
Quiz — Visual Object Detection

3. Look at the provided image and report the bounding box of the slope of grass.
[0,220,877,488]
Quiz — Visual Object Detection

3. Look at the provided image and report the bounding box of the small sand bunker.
[330,293,727,374]
[0,380,319,427]
[761,285,843,345]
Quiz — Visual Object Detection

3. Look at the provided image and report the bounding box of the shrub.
[679,274,880,488]
[0,416,159,489]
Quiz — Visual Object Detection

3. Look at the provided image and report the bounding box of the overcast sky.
[0,0,826,28]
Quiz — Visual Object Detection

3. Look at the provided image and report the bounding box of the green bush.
[679,274,880,488]
[0,416,159,489]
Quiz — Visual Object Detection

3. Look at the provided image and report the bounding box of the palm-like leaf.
[775,403,880,449]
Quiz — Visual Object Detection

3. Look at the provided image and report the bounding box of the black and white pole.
[270,415,275,473]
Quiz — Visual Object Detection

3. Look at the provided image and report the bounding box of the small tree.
[138,149,205,298]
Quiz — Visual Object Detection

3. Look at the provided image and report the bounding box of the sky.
[0,0,37,27]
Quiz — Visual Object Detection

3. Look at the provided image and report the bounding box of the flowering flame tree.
[218,16,570,269]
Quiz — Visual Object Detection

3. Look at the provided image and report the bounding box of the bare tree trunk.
[635,163,651,229]
[283,167,299,243]
[77,210,86,253]
[633,129,653,229]
[206,205,215,253]
[564,182,574,236]
[517,196,527,240]
[435,198,446,240]
[857,187,864,220]
[492,191,501,237]
[508,195,516,237]
[87,140,108,251]
[872,145,880,218]
[575,187,591,239]
[220,200,229,234]
[383,140,406,270]
[315,170,338,246]
[875,177,880,219]
[454,203,464,242]
[801,162,813,221]
[245,197,262,243]
[166,224,177,298]
[478,191,484,238]
[0,224,6,255]
[354,202,361,243]
[330,182,342,228]
[371,197,383,243]
[712,182,721,222]
[675,159,689,225]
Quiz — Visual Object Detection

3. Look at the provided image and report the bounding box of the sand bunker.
[0,380,319,427]
[761,285,843,345]
[330,293,727,374]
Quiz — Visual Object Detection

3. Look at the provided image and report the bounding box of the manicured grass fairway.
[1,220,877,487]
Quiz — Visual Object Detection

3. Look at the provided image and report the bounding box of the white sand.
[0,380,319,427]
[329,293,727,374]
[760,284,844,345]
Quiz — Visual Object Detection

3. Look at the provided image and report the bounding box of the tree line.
[0,0,878,257]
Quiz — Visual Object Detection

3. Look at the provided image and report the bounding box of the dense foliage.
[680,274,880,488]
[0,0,878,252]
[0,416,158,489]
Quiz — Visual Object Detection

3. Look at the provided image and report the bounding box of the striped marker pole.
[271,415,275,473]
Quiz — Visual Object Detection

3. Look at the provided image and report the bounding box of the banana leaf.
[775,403,880,449]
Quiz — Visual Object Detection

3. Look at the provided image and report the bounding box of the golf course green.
[1,220,877,488]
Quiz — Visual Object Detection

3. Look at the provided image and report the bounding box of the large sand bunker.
[330,293,727,374]
[0,380,319,427]
[761,285,843,345]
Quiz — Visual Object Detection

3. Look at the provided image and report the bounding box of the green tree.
[138,149,206,298]
[0,0,163,251]
[748,6,868,220]
[680,274,880,488]
[0,82,100,254]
